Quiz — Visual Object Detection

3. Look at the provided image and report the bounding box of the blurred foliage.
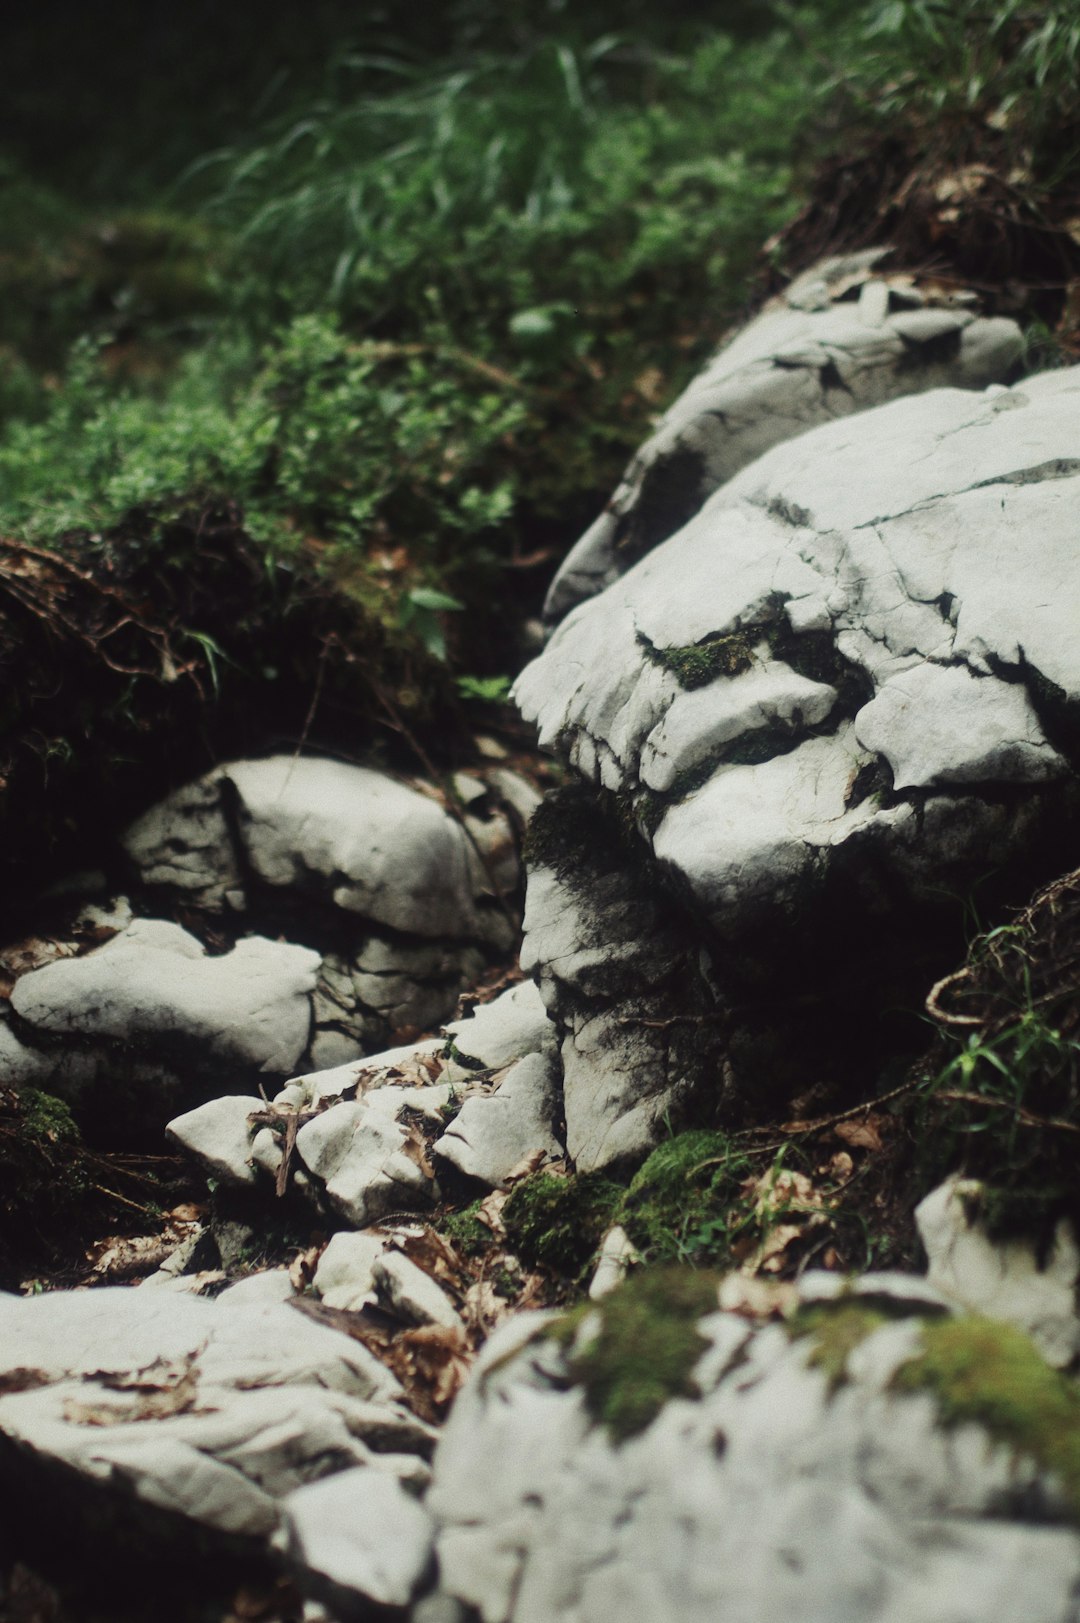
[0,0,1077,698]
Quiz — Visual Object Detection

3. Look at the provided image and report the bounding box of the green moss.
[440,1199,491,1258]
[789,1302,890,1390]
[892,1316,1080,1520]
[640,630,756,690]
[562,1266,720,1441]
[503,1171,623,1276]
[19,1088,81,1145]
[618,1129,753,1267]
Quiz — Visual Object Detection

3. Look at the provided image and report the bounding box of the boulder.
[423,1279,1080,1623]
[546,251,1023,622]
[0,1286,431,1558]
[515,367,1080,1161]
[123,755,518,949]
[283,1467,435,1615]
[5,919,320,1115]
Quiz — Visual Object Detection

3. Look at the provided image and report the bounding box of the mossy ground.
[556,1266,721,1441]
[893,1316,1080,1522]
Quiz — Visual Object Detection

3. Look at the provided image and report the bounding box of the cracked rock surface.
[518,368,1080,940]
[545,250,1024,623]
[423,1282,1080,1623]
[0,1286,432,1556]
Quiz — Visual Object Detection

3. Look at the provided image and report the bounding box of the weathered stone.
[424,1291,1080,1623]
[9,920,320,1093]
[284,1467,435,1614]
[373,1250,464,1332]
[314,1232,387,1311]
[916,1176,1080,1368]
[434,1052,562,1189]
[442,979,556,1080]
[545,252,1024,623]
[295,1087,450,1228]
[0,1286,427,1554]
[588,1226,639,1300]
[167,1095,260,1187]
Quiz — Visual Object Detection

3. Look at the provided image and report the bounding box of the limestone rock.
[442,980,557,1081]
[9,920,320,1101]
[373,1250,464,1331]
[916,1176,1080,1368]
[0,1286,428,1556]
[424,1288,1080,1623]
[546,252,1024,622]
[588,1226,639,1300]
[295,1087,449,1227]
[434,1052,562,1188]
[314,1232,387,1311]
[284,1467,435,1614]
[167,1095,261,1186]
[126,755,514,944]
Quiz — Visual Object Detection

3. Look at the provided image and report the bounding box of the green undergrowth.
[503,1172,624,1276]
[640,630,757,690]
[893,1315,1080,1522]
[913,870,1080,1245]
[553,1266,721,1440]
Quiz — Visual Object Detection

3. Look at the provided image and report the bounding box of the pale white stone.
[295,1096,438,1227]
[640,661,838,792]
[314,1232,387,1311]
[443,980,557,1080]
[434,1052,562,1188]
[545,256,1023,621]
[225,755,487,938]
[0,1286,423,1546]
[373,1250,464,1331]
[588,1226,639,1299]
[424,1291,1080,1623]
[916,1176,1080,1367]
[854,663,1064,789]
[284,1467,435,1609]
[219,1269,297,1305]
[167,1094,259,1186]
[11,921,320,1075]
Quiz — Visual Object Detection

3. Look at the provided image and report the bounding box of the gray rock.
[314,1232,387,1311]
[588,1226,639,1300]
[284,1467,435,1613]
[10,919,320,1087]
[0,1286,427,1550]
[167,1094,260,1186]
[373,1250,465,1332]
[546,253,1023,623]
[442,980,557,1081]
[423,1294,1080,1623]
[295,1088,447,1227]
[916,1176,1080,1368]
[434,1052,563,1188]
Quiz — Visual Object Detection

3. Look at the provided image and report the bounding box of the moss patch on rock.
[561,1266,720,1441]
[503,1171,623,1277]
[893,1315,1080,1520]
[640,629,756,690]
[789,1301,891,1390]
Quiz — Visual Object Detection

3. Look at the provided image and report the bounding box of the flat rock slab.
[8,919,319,1099]
[434,1052,563,1188]
[546,251,1023,621]
[0,1286,431,1552]
[284,1467,435,1613]
[424,1286,1080,1623]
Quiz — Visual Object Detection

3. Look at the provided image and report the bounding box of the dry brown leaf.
[399,1122,437,1180]
[64,1352,209,1426]
[87,1234,173,1282]
[834,1116,884,1152]
[388,1324,473,1419]
[824,1150,855,1182]
[503,1148,548,1185]
[477,1190,509,1239]
[288,1245,323,1292]
[0,1368,51,1396]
